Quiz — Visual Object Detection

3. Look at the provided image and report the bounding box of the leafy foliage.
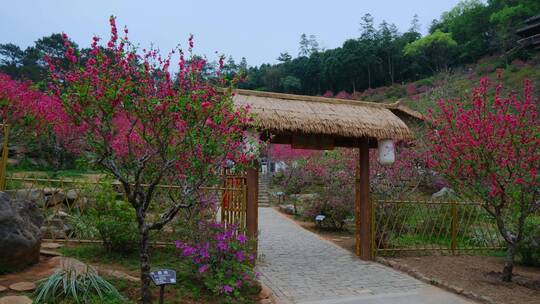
[34,265,124,304]
[516,216,540,266]
[403,30,458,72]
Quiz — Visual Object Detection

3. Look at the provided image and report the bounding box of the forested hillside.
[1,0,539,111]
[233,0,540,100]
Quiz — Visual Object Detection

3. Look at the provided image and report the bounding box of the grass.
[402,55,540,114]
[7,167,101,179]
[58,244,234,303]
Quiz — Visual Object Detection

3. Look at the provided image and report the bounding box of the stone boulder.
[279,204,296,215]
[0,192,44,271]
[431,187,455,199]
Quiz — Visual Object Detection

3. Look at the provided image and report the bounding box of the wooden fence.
[4,174,247,244]
[373,199,506,256]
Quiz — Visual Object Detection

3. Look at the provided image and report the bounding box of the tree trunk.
[139,224,152,303]
[367,66,371,89]
[502,243,516,282]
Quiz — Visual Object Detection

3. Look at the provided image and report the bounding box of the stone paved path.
[256,208,474,304]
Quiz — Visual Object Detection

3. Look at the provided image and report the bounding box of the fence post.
[0,124,10,191]
[451,201,457,255]
[371,199,376,259]
[246,163,259,250]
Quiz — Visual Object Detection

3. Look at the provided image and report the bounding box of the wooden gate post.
[0,124,10,191]
[355,138,373,260]
[246,162,259,244]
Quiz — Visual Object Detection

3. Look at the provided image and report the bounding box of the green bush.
[73,182,139,253]
[517,216,540,266]
[94,200,139,253]
[34,264,124,304]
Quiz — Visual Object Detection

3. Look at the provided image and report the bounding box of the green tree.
[281,75,302,93]
[277,52,292,62]
[404,30,458,72]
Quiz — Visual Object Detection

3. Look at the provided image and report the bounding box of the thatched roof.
[232,89,416,141]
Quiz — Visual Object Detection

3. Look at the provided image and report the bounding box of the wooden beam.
[246,164,259,244]
[291,134,334,150]
[269,132,378,149]
[355,138,373,260]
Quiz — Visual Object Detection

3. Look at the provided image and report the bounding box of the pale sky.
[0,0,460,66]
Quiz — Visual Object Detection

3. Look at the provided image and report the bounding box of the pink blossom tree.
[269,144,315,193]
[42,17,251,302]
[427,76,539,281]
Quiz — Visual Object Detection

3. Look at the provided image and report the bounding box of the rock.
[8,282,36,292]
[279,204,295,215]
[41,212,71,239]
[42,242,63,249]
[66,189,79,201]
[0,192,44,270]
[5,189,46,207]
[0,296,33,304]
[40,249,63,257]
[431,187,455,199]
[259,285,272,299]
[0,286,6,292]
[6,159,19,166]
[293,193,318,201]
[46,192,66,207]
[99,269,140,282]
[260,299,273,304]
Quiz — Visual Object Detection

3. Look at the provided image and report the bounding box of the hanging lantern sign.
[378,139,395,165]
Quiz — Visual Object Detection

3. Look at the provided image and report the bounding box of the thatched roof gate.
[233,89,420,261]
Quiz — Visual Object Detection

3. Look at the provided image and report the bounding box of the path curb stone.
[376,257,496,304]
[0,296,33,304]
[8,282,36,292]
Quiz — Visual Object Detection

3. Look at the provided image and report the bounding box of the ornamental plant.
[269,144,315,197]
[175,222,259,300]
[41,17,252,303]
[0,73,78,169]
[0,73,54,138]
[427,75,539,281]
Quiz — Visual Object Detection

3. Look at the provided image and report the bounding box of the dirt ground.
[389,256,540,304]
[278,208,540,304]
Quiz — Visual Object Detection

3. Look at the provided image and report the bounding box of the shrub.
[517,216,540,266]
[94,201,138,253]
[34,264,124,304]
[303,195,353,230]
[175,222,259,300]
[72,182,138,253]
[384,85,406,100]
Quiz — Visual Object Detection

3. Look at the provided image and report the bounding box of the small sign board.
[315,215,326,222]
[149,269,177,286]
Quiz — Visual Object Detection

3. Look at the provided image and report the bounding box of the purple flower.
[174,240,182,249]
[217,240,228,251]
[221,284,233,294]
[235,250,245,262]
[236,233,247,244]
[198,264,210,273]
[182,245,196,257]
[236,279,242,288]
